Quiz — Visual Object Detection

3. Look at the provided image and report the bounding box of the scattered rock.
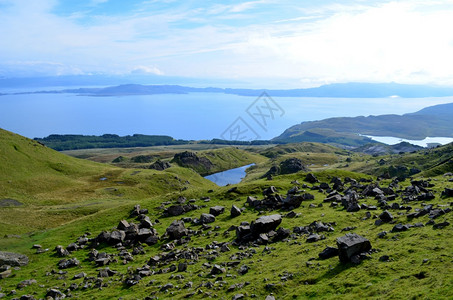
[58,258,80,269]
[442,188,453,198]
[391,223,409,232]
[0,269,12,279]
[17,279,37,289]
[379,255,391,262]
[73,272,86,280]
[210,264,226,275]
[379,210,394,223]
[238,265,249,275]
[318,247,339,259]
[166,220,188,240]
[433,221,450,229]
[46,289,66,299]
[230,205,242,217]
[305,173,318,183]
[209,206,225,216]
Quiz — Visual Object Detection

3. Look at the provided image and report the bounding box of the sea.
[0,89,452,142]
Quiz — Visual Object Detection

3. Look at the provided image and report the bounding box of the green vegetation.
[274,102,453,143]
[34,134,189,151]
[273,127,376,147]
[1,128,452,299]
[34,134,274,151]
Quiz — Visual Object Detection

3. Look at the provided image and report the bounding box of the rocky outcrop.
[0,251,29,266]
[149,160,171,170]
[171,151,213,173]
[263,158,308,178]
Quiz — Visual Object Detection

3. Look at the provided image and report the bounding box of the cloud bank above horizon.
[1,0,453,88]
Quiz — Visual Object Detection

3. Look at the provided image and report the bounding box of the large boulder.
[336,233,372,263]
[282,194,303,209]
[166,220,188,240]
[200,213,216,224]
[209,206,225,216]
[166,205,185,216]
[250,214,282,234]
[0,251,29,266]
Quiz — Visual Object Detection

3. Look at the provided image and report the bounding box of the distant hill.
[5,82,453,98]
[274,102,453,144]
[352,142,424,156]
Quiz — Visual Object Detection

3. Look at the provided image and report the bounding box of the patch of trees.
[34,134,188,151]
[34,135,274,151]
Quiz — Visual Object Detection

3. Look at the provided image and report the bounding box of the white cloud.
[1,0,453,87]
[130,65,164,75]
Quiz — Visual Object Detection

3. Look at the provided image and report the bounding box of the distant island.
[6,82,453,98]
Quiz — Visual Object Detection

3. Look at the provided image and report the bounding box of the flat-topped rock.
[251,214,282,234]
[336,233,371,263]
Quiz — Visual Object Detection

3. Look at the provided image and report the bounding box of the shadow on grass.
[317,261,355,281]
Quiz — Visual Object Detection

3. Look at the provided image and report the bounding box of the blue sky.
[1,0,453,88]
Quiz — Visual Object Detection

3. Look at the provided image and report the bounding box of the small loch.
[204,163,255,186]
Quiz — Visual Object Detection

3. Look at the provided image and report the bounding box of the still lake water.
[204,163,255,186]
[0,92,452,140]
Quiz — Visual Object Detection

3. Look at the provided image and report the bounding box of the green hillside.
[0,129,452,300]
[0,128,216,236]
[274,102,453,144]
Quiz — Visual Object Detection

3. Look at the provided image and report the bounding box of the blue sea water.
[0,91,452,140]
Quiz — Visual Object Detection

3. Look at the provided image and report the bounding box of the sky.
[1,0,453,88]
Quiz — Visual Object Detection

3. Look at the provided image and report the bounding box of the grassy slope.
[0,130,452,299]
[63,145,269,175]
[348,143,453,177]
[196,147,268,175]
[1,170,451,299]
[0,128,216,236]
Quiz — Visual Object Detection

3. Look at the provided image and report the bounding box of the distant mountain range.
[273,102,453,145]
[4,82,453,98]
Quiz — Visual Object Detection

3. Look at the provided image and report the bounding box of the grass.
[0,128,452,299]
[1,172,451,299]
